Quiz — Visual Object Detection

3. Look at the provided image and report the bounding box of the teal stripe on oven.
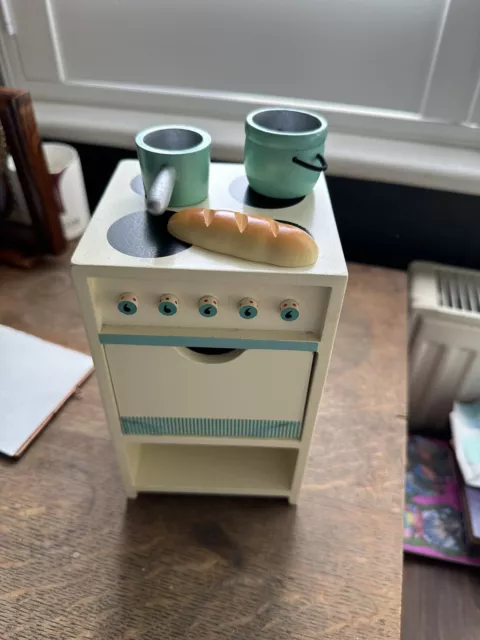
[99,333,317,351]
[120,417,302,439]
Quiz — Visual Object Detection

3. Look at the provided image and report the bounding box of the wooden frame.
[0,88,65,259]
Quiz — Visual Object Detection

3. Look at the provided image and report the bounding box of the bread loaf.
[167,208,318,267]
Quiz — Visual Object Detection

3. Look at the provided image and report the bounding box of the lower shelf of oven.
[126,443,298,497]
[123,434,301,448]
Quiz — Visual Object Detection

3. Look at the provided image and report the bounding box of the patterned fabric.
[121,416,302,439]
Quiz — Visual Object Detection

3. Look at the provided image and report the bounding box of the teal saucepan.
[135,125,211,214]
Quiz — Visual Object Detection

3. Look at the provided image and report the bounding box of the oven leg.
[288,490,299,505]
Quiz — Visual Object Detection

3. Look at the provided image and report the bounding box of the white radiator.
[408,261,480,432]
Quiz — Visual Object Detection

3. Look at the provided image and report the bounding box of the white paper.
[0,325,93,456]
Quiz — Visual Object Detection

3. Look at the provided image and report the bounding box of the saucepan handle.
[292,153,328,173]
[146,165,177,215]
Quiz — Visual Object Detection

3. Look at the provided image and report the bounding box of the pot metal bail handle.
[292,153,328,173]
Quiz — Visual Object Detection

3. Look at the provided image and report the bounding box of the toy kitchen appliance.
[72,161,347,504]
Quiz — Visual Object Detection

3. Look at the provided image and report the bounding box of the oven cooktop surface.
[73,161,346,278]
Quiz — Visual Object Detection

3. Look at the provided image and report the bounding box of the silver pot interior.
[143,128,203,151]
[253,110,322,133]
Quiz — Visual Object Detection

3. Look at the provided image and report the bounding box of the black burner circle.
[130,174,145,196]
[107,210,191,258]
[275,219,313,238]
[229,175,305,209]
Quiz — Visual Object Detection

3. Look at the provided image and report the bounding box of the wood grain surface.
[0,253,406,640]
[402,556,480,640]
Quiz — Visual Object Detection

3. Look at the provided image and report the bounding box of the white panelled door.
[1,0,480,147]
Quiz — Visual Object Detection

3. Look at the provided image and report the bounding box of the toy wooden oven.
[72,161,347,504]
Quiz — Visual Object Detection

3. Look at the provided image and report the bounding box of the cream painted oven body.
[72,161,347,503]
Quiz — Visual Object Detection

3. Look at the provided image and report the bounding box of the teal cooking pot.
[244,108,328,199]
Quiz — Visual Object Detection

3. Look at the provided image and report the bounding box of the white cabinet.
[72,161,347,503]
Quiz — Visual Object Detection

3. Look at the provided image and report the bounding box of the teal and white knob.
[117,293,138,315]
[158,294,178,316]
[280,299,300,321]
[238,297,258,320]
[199,295,218,317]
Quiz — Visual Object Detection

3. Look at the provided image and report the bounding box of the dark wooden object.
[0,88,65,260]
[402,557,480,640]
[0,256,406,640]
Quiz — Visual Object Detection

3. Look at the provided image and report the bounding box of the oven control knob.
[117,293,138,315]
[158,294,178,316]
[198,295,218,317]
[280,299,300,321]
[238,297,258,319]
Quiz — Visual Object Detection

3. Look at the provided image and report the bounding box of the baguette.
[167,208,318,267]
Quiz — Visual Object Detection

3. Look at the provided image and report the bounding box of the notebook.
[0,324,93,457]
[404,436,480,567]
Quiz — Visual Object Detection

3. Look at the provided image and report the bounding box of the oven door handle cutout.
[176,346,245,364]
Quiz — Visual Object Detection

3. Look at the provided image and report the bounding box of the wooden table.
[0,255,406,640]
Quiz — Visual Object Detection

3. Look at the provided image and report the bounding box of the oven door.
[105,345,313,439]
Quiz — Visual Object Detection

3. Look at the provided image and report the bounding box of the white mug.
[7,142,90,240]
